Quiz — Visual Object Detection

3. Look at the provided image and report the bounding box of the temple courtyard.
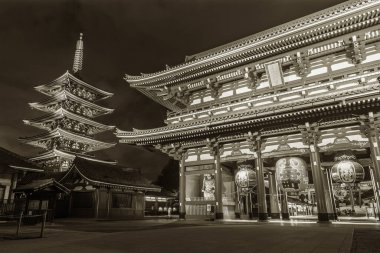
[1,218,380,253]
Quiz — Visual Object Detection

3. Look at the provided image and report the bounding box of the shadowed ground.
[0,218,379,253]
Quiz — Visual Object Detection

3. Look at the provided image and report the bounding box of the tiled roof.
[15,178,70,194]
[65,157,161,191]
[18,171,67,185]
[0,147,41,171]
[146,189,177,198]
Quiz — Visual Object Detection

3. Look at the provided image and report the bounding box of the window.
[29,200,40,210]
[112,193,133,208]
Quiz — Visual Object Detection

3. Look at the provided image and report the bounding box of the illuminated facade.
[21,34,116,171]
[117,0,380,222]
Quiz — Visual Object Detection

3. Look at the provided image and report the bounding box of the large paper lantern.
[235,164,256,189]
[331,152,364,183]
[275,157,308,192]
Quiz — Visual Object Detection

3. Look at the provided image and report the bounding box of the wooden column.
[320,168,336,220]
[214,145,224,219]
[281,191,289,220]
[234,170,241,218]
[369,167,380,219]
[8,173,18,203]
[309,140,330,222]
[302,123,331,222]
[94,188,100,219]
[179,154,186,219]
[256,138,268,221]
[323,168,338,220]
[268,171,280,219]
[361,112,380,220]
[106,188,110,218]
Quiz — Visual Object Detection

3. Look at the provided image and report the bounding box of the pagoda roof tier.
[29,90,114,117]
[23,108,115,134]
[20,127,116,152]
[35,71,113,101]
[124,0,380,110]
[29,149,116,165]
[116,84,380,145]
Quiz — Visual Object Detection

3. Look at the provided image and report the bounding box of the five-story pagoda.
[20,33,116,171]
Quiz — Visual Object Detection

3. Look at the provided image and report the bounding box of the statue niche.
[202,174,215,201]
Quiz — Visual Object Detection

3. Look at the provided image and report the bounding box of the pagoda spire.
[73,33,84,74]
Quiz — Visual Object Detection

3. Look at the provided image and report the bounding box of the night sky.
[0,0,347,180]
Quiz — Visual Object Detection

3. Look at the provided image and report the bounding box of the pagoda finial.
[73,33,84,74]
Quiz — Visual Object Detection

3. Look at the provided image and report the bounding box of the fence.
[0,211,47,239]
[0,200,16,215]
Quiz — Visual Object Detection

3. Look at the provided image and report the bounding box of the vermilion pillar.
[362,112,380,220]
[179,154,186,219]
[256,140,268,221]
[321,168,337,220]
[268,171,281,219]
[309,143,331,222]
[281,191,289,220]
[215,146,224,219]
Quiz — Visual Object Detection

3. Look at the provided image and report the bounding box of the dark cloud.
[0,0,346,180]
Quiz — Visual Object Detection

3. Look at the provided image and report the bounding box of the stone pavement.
[0,218,379,253]
[351,228,380,253]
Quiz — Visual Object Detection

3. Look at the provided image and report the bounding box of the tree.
[154,158,179,191]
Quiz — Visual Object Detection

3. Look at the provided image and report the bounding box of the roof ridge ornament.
[73,33,84,74]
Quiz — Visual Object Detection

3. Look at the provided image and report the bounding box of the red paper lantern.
[275,157,308,192]
[235,164,256,189]
[331,153,364,184]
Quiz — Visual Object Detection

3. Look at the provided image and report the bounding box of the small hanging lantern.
[333,184,348,201]
[235,164,256,189]
[275,157,308,192]
[331,152,365,184]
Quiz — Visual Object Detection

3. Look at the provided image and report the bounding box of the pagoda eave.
[30,149,76,161]
[29,90,114,114]
[34,71,113,101]
[24,108,116,132]
[20,127,117,151]
[29,149,117,165]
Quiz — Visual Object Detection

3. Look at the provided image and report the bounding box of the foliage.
[154,158,179,191]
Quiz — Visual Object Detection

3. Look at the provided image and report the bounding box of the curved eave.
[116,96,380,144]
[34,71,113,100]
[20,127,116,149]
[24,108,115,132]
[29,90,114,115]
[34,72,68,93]
[29,149,76,161]
[124,1,380,87]
[71,165,160,192]
[75,156,117,165]
[29,149,117,165]
[135,87,182,111]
